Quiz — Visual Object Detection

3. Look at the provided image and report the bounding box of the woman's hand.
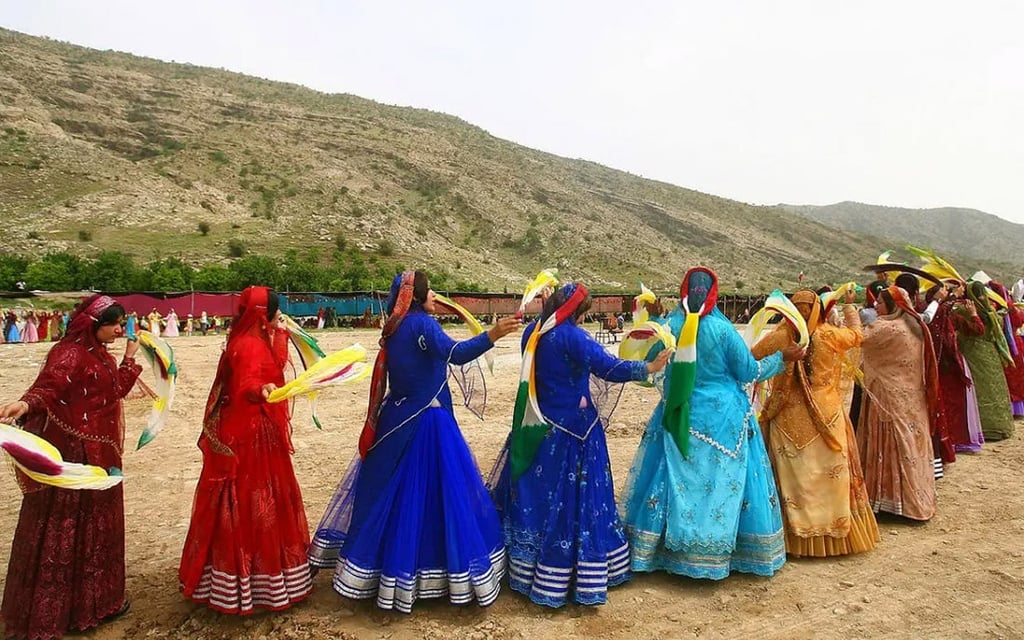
[781,342,806,362]
[487,317,521,343]
[646,349,671,374]
[844,288,856,304]
[124,338,140,359]
[261,383,278,400]
[0,400,29,424]
[963,300,978,317]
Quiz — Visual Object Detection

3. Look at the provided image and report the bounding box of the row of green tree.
[0,249,484,293]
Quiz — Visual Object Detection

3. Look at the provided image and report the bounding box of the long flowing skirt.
[163,320,179,337]
[1003,333,1024,416]
[943,356,984,453]
[2,486,125,640]
[489,426,630,608]
[960,336,1014,441]
[621,402,786,580]
[21,322,38,343]
[856,388,936,520]
[768,416,880,558]
[179,418,312,614]
[309,407,504,613]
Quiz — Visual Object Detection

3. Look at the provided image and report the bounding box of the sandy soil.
[2,328,1024,640]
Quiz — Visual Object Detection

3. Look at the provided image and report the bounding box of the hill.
[0,28,1014,292]
[783,201,1024,270]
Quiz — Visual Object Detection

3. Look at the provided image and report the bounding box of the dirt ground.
[2,327,1024,640]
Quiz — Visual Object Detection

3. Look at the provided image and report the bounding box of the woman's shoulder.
[396,310,436,333]
[227,333,271,358]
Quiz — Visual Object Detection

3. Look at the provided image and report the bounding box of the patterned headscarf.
[358,272,416,459]
[65,294,118,347]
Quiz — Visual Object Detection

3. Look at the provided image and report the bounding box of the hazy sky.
[5,1,1023,222]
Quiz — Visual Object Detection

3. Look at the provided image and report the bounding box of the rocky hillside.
[0,28,1014,292]
[784,201,1024,268]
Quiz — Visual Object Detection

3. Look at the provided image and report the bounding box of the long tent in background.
[3,290,775,322]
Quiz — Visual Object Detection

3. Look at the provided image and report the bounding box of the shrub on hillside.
[227,238,246,257]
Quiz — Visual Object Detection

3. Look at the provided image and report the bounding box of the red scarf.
[201,286,280,457]
[358,272,415,459]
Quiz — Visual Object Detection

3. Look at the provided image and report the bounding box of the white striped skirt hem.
[332,546,506,613]
[188,563,312,614]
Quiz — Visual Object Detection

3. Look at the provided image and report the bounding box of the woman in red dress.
[179,286,312,614]
[0,295,141,640]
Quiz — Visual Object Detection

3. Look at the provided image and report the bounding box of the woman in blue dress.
[489,282,669,608]
[621,267,802,580]
[308,271,520,613]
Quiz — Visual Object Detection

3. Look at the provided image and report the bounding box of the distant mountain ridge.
[0,27,1018,291]
[783,201,1024,269]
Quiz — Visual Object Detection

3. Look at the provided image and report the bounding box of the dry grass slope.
[1,28,1015,291]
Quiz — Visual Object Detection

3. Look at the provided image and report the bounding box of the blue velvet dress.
[490,320,648,607]
[308,308,505,612]
[620,308,787,579]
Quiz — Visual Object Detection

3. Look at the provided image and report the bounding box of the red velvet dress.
[2,340,141,640]
[1001,307,1024,415]
[929,303,985,453]
[178,317,312,614]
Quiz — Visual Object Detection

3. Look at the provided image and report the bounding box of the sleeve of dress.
[750,323,789,360]
[20,344,81,414]
[424,317,494,365]
[822,305,865,353]
[724,324,784,383]
[954,311,985,336]
[271,327,290,369]
[570,327,648,383]
[113,357,144,399]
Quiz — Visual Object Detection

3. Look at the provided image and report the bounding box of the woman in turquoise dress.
[621,267,800,579]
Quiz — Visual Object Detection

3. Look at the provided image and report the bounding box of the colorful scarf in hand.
[510,282,589,480]
[358,272,415,459]
[662,267,719,457]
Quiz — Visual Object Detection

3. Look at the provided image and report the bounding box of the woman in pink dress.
[164,309,180,338]
[22,311,39,343]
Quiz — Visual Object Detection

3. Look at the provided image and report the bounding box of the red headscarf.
[679,266,719,316]
[358,272,416,458]
[65,294,118,349]
[201,286,281,457]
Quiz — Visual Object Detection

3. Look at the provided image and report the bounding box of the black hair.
[541,284,592,324]
[413,271,430,305]
[267,290,280,321]
[924,284,944,304]
[894,273,919,298]
[878,289,896,314]
[94,303,126,328]
[867,280,888,299]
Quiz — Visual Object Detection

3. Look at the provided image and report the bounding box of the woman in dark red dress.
[0,295,141,640]
[179,286,312,614]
